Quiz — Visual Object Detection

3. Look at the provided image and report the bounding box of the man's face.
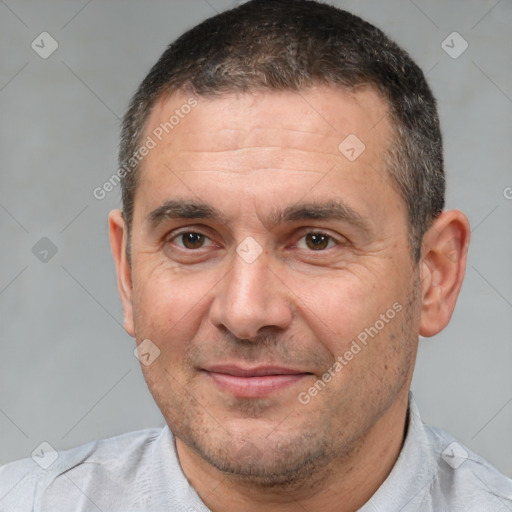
[118,86,421,483]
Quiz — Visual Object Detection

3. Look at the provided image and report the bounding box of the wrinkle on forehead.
[144,85,391,155]
[167,129,344,157]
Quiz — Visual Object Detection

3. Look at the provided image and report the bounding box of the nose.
[209,247,293,340]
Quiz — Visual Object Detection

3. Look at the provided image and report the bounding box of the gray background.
[1,0,511,478]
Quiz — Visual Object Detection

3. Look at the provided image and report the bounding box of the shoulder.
[0,428,164,511]
[426,424,512,509]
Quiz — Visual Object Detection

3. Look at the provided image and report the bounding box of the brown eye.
[178,232,206,249]
[304,233,332,250]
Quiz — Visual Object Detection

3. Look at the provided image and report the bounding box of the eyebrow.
[271,200,372,232]
[147,199,372,232]
[148,200,229,228]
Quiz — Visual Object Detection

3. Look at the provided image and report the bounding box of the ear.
[419,210,470,337]
[109,210,135,337]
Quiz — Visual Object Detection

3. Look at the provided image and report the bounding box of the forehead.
[133,85,399,227]
[145,85,391,157]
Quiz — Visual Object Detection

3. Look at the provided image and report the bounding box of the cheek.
[130,262,214,347]
[292,271,414,395]
[287,270,389,352]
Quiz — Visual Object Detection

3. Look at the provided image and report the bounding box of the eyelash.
[168,229,342,251]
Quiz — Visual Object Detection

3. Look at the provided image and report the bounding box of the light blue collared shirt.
[1,395,511,511]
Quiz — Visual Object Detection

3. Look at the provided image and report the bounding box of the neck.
[176,391,410,512]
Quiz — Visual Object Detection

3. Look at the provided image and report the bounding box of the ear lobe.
[109,209,135,337]
[419,210,470,338]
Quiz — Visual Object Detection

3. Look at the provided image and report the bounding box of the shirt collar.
[360,391,438,511]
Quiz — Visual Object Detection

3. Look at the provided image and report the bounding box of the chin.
[179,420,337,489]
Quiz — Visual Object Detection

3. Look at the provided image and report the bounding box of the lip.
[202,365,312,398]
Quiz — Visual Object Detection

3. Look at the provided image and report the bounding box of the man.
[1,0,511,510]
